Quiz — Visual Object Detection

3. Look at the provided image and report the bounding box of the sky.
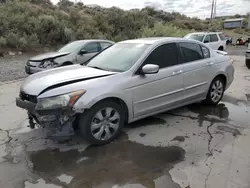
[52,0,250,19]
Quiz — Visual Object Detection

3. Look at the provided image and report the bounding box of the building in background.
[224,18,244,29]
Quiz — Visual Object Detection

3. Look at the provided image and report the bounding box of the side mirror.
[79,49,87,55]
[141,64,159,74]
[204,40,209,43]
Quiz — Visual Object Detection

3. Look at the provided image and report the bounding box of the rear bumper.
[246,51,250,60]
[226,65,234,90]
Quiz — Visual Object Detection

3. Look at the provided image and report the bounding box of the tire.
[246,59,250,69]
[218,46,223,51]
[78,100,125,145]
[204,77,225,105]
[62,62,73,66]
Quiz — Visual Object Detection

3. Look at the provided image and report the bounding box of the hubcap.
[91,107,120,141]
[211,80,223,103]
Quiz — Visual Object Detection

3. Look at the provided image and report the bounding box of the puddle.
[171,136,185,142]
[25,179,61,188]
[187,103,230,119]
[187,101,250,127]
[30,133,184,188]
[128,117,166,128]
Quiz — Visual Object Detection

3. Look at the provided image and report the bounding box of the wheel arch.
[86,97,130,124]
[214,73,227,88]
[62,61,73,66]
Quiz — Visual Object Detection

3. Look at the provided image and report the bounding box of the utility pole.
[210,0,215,24]
[214,0,217,19]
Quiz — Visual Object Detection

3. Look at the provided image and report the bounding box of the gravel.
[0,46,247,83]
[0,55,31,82]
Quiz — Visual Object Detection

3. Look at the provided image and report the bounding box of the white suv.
[184,32,227,51]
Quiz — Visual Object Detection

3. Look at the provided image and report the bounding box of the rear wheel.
[79,100,125,145]
[218,46,224,51]
[246,59,250,69]
[204,77,225,105]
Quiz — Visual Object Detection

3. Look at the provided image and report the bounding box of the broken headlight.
[36,90,86,110]
[39,60,58,68]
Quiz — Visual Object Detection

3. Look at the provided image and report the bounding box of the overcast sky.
[52,0,250,19]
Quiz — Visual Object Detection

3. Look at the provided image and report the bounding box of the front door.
[131,43,184,118]
[77,42,101,64]
[179,42,214,102]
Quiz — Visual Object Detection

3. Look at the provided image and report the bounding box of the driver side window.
[142,43,179,69]
[82,42,100,53]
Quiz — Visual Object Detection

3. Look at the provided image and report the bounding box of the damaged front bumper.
[16,97,76,139]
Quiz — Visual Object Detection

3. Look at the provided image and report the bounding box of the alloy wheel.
[91,107,120,141]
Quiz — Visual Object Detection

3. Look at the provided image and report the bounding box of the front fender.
[74,91,133,121]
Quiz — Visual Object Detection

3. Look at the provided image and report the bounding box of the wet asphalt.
[0,49,250,188]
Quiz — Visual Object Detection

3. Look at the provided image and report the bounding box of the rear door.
[76,42,101,63]
[209,34,219,50]
[179,42,213,102]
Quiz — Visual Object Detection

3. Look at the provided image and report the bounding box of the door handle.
[205,62,214,66]
[172,70,183,75]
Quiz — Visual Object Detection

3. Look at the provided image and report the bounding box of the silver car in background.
[25,39,114,74]
[16,37,234,145]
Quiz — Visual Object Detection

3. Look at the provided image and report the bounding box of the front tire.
[79,100,125,145]
[204,77,225,105]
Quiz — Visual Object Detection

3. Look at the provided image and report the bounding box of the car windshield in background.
[87,43,149,72]
[58,41,84,53]
[186,34,205,42]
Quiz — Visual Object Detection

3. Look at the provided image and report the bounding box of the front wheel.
[204,77,225,105]
[78,100,125,145]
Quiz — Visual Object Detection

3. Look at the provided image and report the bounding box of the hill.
[0,0,249,51]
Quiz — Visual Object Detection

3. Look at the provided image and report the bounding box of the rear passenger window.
[210,34,218,42]
[204,35,211,43]
[179,42,203,63]
[201,45,210,58]
[143,43,179,68]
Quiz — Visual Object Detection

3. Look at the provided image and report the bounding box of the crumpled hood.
[29,51,70,61]
[21,65,115,96]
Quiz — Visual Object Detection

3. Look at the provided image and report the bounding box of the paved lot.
[0,55,250,188]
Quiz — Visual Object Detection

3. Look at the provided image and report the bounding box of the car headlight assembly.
[39,59,58,68]
[36,90,86,110]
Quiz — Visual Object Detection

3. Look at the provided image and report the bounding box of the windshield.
[185,34,205,42]
[58,41,84,53]
[87,43,149,72]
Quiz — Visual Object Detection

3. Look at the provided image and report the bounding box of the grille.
[20,91,37,103]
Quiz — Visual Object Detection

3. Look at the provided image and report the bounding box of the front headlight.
[36,90,86,110]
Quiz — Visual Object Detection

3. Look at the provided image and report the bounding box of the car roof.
[73,39,114,43]
[187,32,222,35]
[119,37,192,45]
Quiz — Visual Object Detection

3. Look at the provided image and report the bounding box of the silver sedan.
[25,39,114,74]
[16,37,234,145]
